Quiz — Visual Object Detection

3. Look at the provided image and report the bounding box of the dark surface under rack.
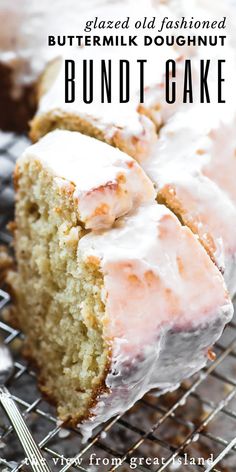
[1,133,236,472]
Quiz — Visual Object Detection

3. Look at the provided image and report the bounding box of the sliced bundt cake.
[8,130,233,437]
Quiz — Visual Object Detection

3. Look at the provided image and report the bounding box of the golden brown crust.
[18,333,111,427]
[13,164,21,192]
[7,221,17,234]
[30,109,153,162]
[138,103,161,131]
[157,186,217,266]
[0,246,14,287]
[30,111,110,144]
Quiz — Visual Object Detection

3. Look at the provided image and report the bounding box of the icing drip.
[20,129,155,230]
[78,204,233,439]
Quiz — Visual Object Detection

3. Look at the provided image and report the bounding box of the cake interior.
[11,159,109,423]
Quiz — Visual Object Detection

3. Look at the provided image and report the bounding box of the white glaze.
[143,99,236,296]
[26,0,195,160]
[33,3,236,161]
[78,203,233,439]
[33,0,178,161]
[36,53,158,153]
[19,129,155,230]
[5,0,236,438]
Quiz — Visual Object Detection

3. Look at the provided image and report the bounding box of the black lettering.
[48,36,56,46]
[119,60,130,103]
[183,60,193,103]
[83,60,93,104]
[65,60,75,103]
[137,60,147,103]
[218,60,226,103]
[101,60,111,103]
[200,59,210,103]
[166,60,176,104]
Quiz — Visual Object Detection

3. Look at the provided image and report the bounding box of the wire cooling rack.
[1,133,236,472]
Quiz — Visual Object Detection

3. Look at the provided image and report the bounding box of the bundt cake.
[9,129,233,436]
[29,34,236,296]
[2,0,236,440]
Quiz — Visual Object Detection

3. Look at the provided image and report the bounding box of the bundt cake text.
[64,58,226,104]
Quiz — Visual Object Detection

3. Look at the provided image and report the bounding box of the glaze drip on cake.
[9,150,233,434]
[3,0,236,440]
[143,100,236,296]
[20,130,155,230]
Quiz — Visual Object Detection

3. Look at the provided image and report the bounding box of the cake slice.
[30,53,158,162]
[30,43,192,162]
[8,132,233,436]
[31,87,236,297]
[144,105,236,296]
[30,49,200,160]
[14,129,155,231]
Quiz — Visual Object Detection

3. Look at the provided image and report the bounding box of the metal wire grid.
[1,135,236,472]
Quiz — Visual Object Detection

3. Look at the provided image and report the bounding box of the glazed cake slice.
[30,49,200,160]
[9,134,233,435]
[77,204,233,438]
[144,105,236,296]
[14,129,155,231]
[30,45,193,162]
[31,87,236,297]
[30,53,157,162]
